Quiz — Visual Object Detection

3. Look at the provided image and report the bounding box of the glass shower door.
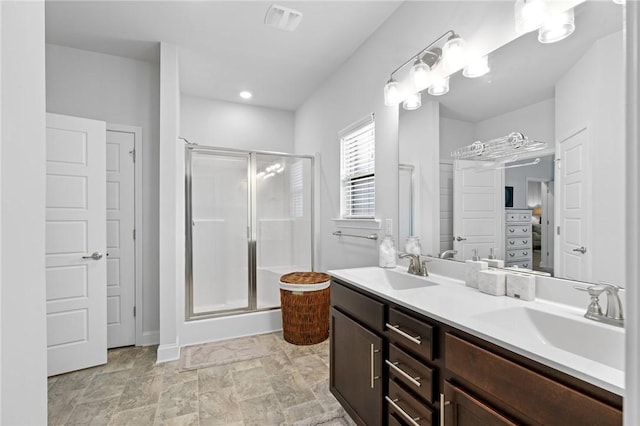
[187,149,250,317]
[254,154,313,309]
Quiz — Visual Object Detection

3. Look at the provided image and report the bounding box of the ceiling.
[437,1,623,123]
[45,1,403,111]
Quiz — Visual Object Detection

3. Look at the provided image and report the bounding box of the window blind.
[340,115,375,218]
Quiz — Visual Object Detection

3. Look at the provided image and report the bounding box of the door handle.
[82,252,103,260]
[455,236,467,241]
[572,246,587,254]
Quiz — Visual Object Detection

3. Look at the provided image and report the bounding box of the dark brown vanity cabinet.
[330,278,623,426]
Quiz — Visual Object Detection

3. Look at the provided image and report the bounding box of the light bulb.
[463,55,490,78]
[428,74,449,96]
[410,58,431,92]
[239,91,252,99]
[538,8,575,44]
[515,0,547,34]
[612,0,624,4]
[384,78,402,106]
[442,34,467,74]
[403,92,422,111]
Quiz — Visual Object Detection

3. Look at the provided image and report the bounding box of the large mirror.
[398,0,625,287]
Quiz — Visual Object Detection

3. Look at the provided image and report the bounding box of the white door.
[557,127,591,281]
[453,161,504,261]
[46,113,107,376]
[540,181,555,269]
[439,162,454,254]
[106,129,136,348]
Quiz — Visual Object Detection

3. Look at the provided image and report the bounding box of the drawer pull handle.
[522,228,528,232]
[509,253,515,257]
[370,344,380,389]
[509,228,515,233]
[523,240,528,244]
[385,396,421,426]
[439,393,451,426]
[386,323,422,345]
[385,360,421,387]
[509,240,515,245]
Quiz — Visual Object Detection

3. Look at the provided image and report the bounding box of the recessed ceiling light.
[239,91,252,100]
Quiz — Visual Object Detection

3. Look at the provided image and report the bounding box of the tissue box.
[465,260,488,288]
[506,273,536,301]
[477,270,506,296]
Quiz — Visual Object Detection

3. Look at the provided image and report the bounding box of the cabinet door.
[443,381,516,426]
[330,307,383,426]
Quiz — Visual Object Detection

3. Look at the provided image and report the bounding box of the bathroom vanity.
[329,267,623,426]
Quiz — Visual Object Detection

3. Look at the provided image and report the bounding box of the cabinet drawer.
[387,343,435,403]
[387,379,434,426]
[505,249,530,260]
[505,260,531,269]
[518,213,531,222]
[386,308,435,361]
[445,333,622,426]
[506,238,530,249]
[506,225,531,236]
[505,213,519,222]
[331,280,385,333]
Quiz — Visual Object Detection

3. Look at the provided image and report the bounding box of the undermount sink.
[338,267,438,291]
[473,307,625,371]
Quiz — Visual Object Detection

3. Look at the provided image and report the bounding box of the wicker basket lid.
[280,272,331,285]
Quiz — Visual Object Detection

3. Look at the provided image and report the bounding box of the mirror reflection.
[398,1,625,286]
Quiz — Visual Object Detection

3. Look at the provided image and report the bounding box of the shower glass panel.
[186,146,314,320]
[255,154,313,309]
[187,150,250,316]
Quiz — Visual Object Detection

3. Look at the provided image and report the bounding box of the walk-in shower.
[185,146,314,320]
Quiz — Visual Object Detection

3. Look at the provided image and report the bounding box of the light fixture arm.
[388,30,456,79]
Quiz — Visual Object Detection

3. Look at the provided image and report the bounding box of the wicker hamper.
[279,272,331,345]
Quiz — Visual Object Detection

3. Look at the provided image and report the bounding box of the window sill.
[332,218,381,230]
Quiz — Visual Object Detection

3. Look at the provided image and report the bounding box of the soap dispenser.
[379,219,397,268]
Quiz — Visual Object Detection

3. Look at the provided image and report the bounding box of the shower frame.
[184,145,315,321]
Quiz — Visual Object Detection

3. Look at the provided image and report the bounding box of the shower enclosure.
[185,146,314,320]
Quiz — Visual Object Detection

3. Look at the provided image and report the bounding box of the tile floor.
[48,332,345,425]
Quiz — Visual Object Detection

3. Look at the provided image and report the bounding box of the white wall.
[0,1,48,424]
[475,98,555,143]
[46,44,161,343]
[440,117,476,160]
[181,95,294,152]
[556,30,625,286]
[295,1,523,271]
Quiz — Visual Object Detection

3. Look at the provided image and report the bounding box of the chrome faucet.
[575,283,624,327]
[398,253,429,277]
[439,249,458,259]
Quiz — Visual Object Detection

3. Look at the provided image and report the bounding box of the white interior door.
[541,181,555,269]
[439,162,454,254]
[557,127,591,281]
[453,161,504,261]
[106,129,136,348]
[46,113,107,376]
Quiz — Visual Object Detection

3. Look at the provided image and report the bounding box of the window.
[340,114,375,218]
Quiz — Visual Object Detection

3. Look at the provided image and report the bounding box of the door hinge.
[129,149,136,163]
[133,306,136,317]
[133,229,136,240]
[557,226,561,235]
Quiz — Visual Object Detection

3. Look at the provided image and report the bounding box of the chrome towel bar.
[333,230,378,241]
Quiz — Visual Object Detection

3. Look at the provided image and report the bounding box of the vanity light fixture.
[538,8,575,44]
[463,55,490,78]
[428,74,450,96]
[612,0,625,4]
[384,30,466,109]
[514,0,547,34]
[383,78,403,106]
[403,92,422,110]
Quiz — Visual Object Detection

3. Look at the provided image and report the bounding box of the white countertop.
[329,266,625,397]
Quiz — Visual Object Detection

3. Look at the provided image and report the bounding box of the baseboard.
[139,330,159,346]
[156,343,180,363]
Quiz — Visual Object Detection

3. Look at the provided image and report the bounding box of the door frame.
[106,123,144,346]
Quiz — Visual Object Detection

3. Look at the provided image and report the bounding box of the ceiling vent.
[264,4,303,32]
